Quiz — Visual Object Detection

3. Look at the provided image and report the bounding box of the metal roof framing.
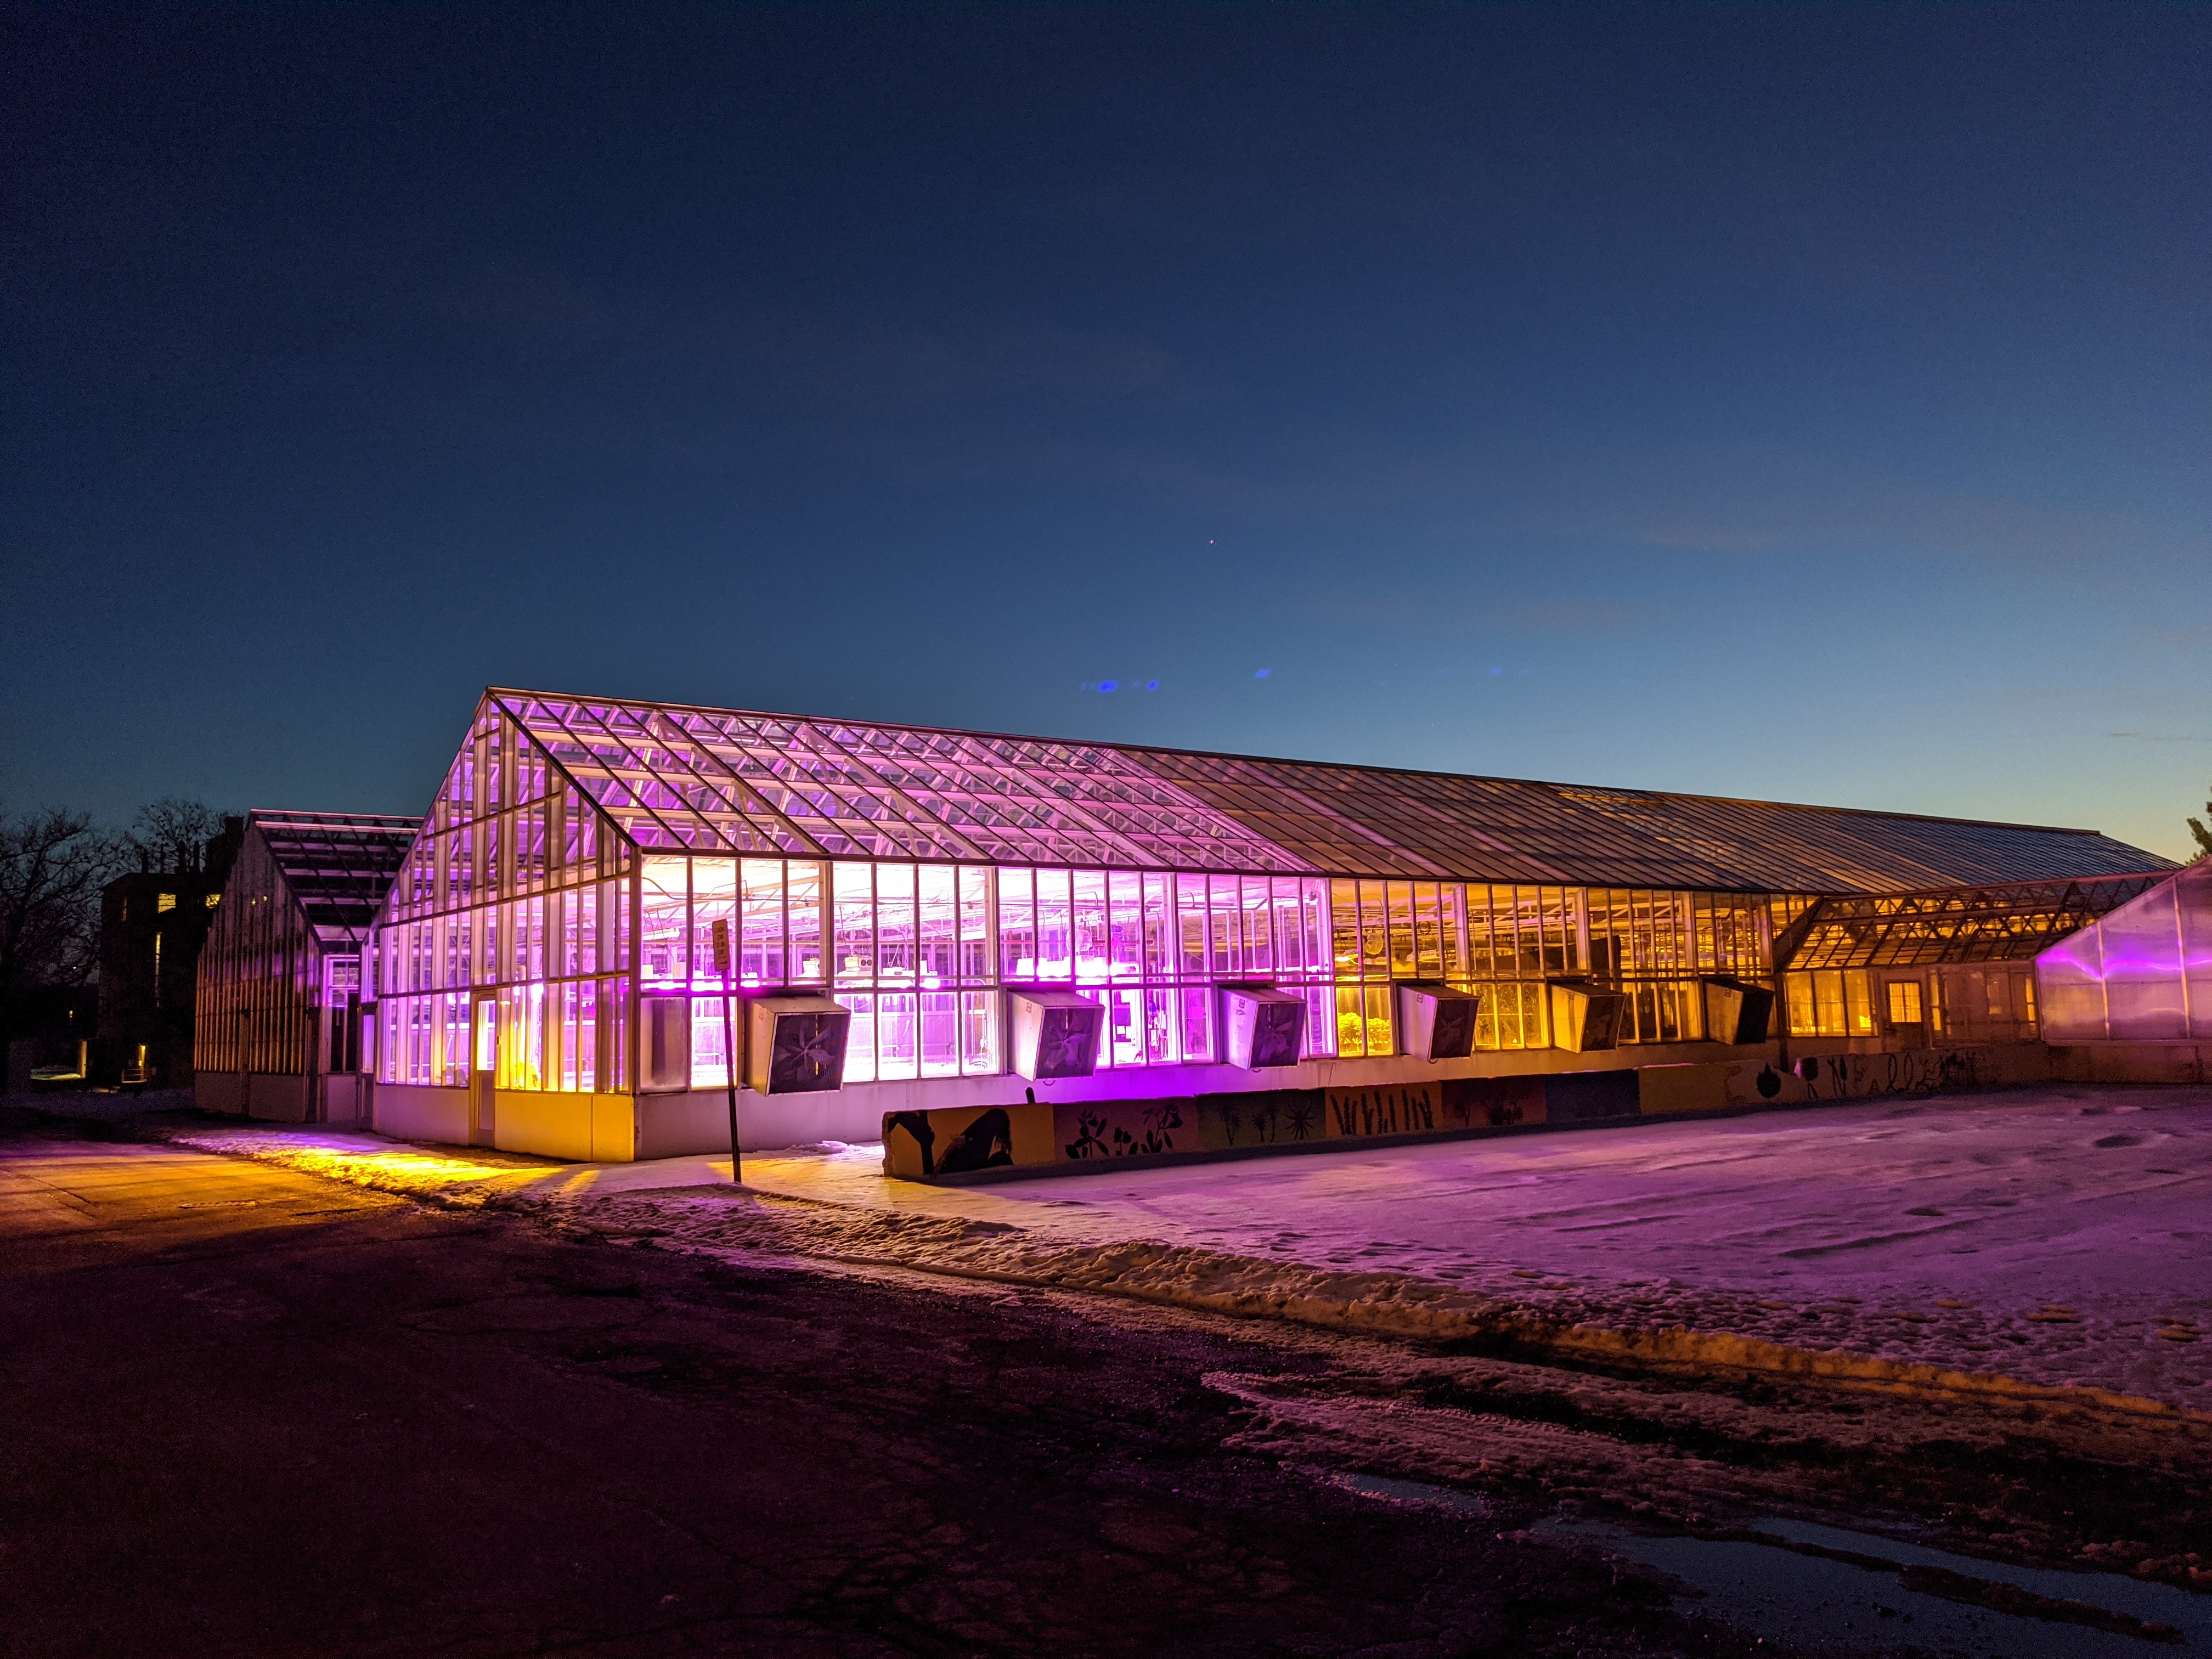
[472,687,2175,895]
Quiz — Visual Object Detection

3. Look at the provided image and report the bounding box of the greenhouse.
[363,690,2174,1160]
[195,809,420,1124]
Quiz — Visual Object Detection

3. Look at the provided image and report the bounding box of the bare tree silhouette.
[125,798,231,874]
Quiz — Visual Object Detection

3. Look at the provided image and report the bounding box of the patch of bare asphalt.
[539,1183,2212,1602]
[6,1131,1790,1659]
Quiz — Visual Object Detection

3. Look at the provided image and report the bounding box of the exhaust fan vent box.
[1396,981,1481,1060]
[1222,984,1306,1069]
[745,994,852,1095]
[1008,988,1104,1080]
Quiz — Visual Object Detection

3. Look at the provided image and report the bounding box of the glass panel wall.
[995,868,1335,1069]
[1781,969,1877,1038]
[1326,881,1760,1054]
[376,698,1799,1101]
[375,703,633,1094]
[826,859,1001,1084]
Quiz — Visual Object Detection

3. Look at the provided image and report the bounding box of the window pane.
[1441,884,1465,982]
[876,864,916,984]
[788,861,824,983]
[1074,870,1109,984]
[1181,874,1212,977]
[919,990,958,1076]
[1335,984,1365,1057]
[1035,868,1073,981]
[998,866,1036,979]
[1301,984,1334,1057]
[1815,970,1846,1036]
[1180,985,1214,1061]
[1785,972,1815,1036]
[738,858,782,984]
[576,979,597,1092]
[1385,882,1416,978]
[1542,888,1570,974]
[1358,881,1388,979]
[877,991,918,1080]
[609,977,629,1090]
[1847,972,1875,1033]
[1109,872,1143,980]
[1464,887,1493,978]
[693,857,737,986]
[1143,986,1176,1063]
[690,996,732,1090]
[833,862,875,984]
[837,992,877,1083]
[918,864,957,986]
[1363,983,1394,1054]
[1143,873,1172,977]
[1414,883,1443,979]
[1514,888,1545,976]
[960,989,997,1074]
[640,856,687,988]
[957,866,992,983]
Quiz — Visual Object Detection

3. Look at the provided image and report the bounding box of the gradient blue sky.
[5,4,2207,861]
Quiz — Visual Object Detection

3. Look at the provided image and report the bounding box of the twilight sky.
[4,4,2207,861]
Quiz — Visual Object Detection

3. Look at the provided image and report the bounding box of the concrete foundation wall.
[374,1084,470,1147]
[195,1070,247,1113]
[2048,1043,2209,1085]
[322,1073,366,1126]
[882,1041,2064,1181]
[199,1069,371,1126]
[634,1088,881,1158]
[493,1090,636,1163]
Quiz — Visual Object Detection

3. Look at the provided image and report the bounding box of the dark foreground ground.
[6,1099,2209,1657]
[2,1107,1762,1659]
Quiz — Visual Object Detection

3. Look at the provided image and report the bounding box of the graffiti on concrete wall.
[1062,1097,1189,1160]
[883,1103,1057,1180]
[1204,1090,1324,1147]
[1729,1042,2050,1107]
[1795,1047,1991,1101]
[1441,1075,1548,1127]
[887,1041,2056,1180]
[1325,1083,1440,1139]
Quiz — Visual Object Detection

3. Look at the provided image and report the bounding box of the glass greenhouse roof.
[1774,873,2171,969]
[251,809,421,946]
[487,689,2174,895]
[498,693,1309,872]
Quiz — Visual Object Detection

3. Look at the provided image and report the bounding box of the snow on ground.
[163,1082,2212,1412]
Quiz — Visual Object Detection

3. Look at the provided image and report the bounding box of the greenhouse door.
[470,994,498,1147]
[1881,974,1929,1049]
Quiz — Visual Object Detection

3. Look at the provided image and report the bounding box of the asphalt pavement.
[2,1110,1770,1659]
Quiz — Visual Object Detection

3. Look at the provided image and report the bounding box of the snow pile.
[167,1084,2212,1416]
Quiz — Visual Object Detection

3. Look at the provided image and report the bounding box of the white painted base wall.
[374,1083,470,1147]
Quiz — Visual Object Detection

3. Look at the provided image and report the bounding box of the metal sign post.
[711,918,742,1185]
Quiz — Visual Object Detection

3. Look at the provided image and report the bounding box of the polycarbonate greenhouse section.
[2036,860,2212,1043]
[362,689,2174,1160]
